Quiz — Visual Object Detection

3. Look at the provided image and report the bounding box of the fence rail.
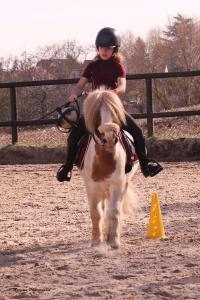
[0,70,200,144]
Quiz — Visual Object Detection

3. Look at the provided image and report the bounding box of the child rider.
[57,27,163,182]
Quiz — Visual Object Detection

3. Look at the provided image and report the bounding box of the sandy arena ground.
[0,162,200,299]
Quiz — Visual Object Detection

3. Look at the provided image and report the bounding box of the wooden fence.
[0,70,200,144]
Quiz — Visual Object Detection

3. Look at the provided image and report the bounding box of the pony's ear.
[98,122,120,134]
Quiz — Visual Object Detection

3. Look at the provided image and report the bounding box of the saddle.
[75,131,138,173]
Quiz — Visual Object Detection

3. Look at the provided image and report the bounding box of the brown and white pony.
[81,89,139,249]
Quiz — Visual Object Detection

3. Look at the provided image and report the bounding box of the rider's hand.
[68,94,78,103]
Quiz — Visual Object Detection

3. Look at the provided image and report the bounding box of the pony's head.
[83,89,126,146]
[83,89,126,147]
[97,122,120,147]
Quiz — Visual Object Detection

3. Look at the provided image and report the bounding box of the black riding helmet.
[95,27,121,49]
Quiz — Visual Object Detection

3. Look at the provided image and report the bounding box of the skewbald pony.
[83,89,126,133]
[81,88,139,249]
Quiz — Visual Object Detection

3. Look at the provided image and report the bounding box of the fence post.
[10,87,18,144]
[145,78,154,137]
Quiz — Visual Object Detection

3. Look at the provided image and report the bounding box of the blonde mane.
[83,89,126,133]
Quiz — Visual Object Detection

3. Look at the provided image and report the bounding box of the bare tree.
[163,14,200,106]
[121,32,149,112]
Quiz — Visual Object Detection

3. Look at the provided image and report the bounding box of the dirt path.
[0,162,200,299]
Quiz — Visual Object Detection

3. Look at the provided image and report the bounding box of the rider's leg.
[122,112,163,177]
[57,116,87,182]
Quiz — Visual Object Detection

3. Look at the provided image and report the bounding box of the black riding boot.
[123,113,163,177]
[137,153,163,177]
[56,132,78,182]
[56,116,87,182]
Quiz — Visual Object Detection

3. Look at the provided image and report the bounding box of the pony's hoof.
[91,239,102,247]
[107,239,120,249]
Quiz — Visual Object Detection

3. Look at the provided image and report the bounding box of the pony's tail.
[122,182,139,216]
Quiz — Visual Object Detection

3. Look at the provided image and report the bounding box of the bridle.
[92,128,119,147]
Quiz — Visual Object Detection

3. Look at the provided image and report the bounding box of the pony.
[80,89,139,249]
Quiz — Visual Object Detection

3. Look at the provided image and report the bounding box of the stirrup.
[56,164,72,182]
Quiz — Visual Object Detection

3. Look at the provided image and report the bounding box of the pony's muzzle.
[102,133,119,147]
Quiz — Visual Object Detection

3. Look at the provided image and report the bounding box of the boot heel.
[149,164,163,177]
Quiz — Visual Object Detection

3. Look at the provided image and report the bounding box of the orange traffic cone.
[147,192,166,239]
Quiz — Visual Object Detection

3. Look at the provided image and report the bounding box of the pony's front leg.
[87,189,103,246]
[106,188,124,249]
